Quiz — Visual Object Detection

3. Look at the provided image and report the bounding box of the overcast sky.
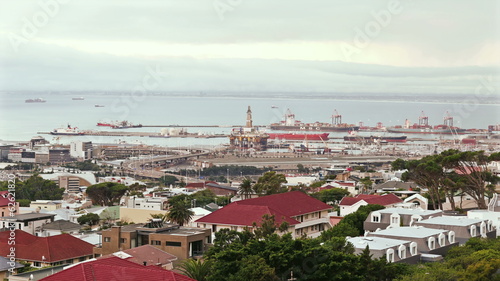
[0,0,498,95]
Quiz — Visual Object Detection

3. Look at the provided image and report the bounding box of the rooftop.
[416,216,484,227]
[348,236,411,250]
[370,226,448,238]
[339,193,403,206]
[0,212,56,221]
[377,207,443,216]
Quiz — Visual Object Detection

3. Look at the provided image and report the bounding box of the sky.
[0,0,499,95]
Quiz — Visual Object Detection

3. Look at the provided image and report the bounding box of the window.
[428,237,436,250]
[33,262,41,267]
[372,211,380,223]
[480,221,486,236]
[104,237,111,242]
[231,226,237,231]
[120,238,127,244]
[65,259,73,264]
[470,225,477,237]
[386,249,395,263]
[305,214,309,220]
[151,240,161,246]
[410,242,417,256]
[448,231,455,244]
[166,241,181,247]
[398,245,406,259]
[390,213,400,227]
[79,257,86,262]
[438,233,445,246]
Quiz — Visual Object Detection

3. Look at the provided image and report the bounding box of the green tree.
[85,182,129,206]
[252,171,287,196]
[166,199,194,226]
[0,175,64,201]
[16,199,31,207]
[231,255,279,281]
[77,213,100,226]
[252,214,290,239]
[160,175,179,186]
[312,188,350,204]
[239,177,253,200]
[177,259,213,281]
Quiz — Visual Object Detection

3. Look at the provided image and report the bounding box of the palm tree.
[239,177,253,199]
[177,259,212,281]
[166,201,194,226]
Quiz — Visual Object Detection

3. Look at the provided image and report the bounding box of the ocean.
[1,92,499,147]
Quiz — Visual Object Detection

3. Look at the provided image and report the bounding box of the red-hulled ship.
[97,121,114,127]
[268,132,329,141]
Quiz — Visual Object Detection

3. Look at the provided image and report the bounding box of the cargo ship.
[269,109,359,132]
[268,132,329,141]
[343,135,407,143]
[50,125,83,135]
[72,97,84,100]
[25,98,46,103]
[386,111,467,135]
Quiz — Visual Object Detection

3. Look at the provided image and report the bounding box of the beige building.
[30,200,62,211]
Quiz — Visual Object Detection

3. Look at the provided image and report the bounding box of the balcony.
[295,217,330,229]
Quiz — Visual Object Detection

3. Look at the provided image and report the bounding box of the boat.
[72,97,84,100]
[50,125,84,135]
[343,135,407,143]
[25,98,46,103]
[386,111,467,135]
[111,120,142,129]
[269,109,359,132]
[271,105,278,108]
[95,104,105,107]
[97,121,114,127]
[268,132,329,141]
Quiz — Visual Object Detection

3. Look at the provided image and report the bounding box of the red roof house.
[97,244,178,269]
[0,230,94,267]
[0,190,19,217]
[196,191,333,238]
[338,194,402,216]
[39,256,195,281]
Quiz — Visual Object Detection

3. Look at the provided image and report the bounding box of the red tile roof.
[339,193,402,207]
[0,230,93,262]
[196,191,331,227]
[0,191,15,207]
[185,181,218,189]
[39,256,195,281]
[98,245,178,266]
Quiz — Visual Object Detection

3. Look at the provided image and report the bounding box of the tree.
[16,199,31,207]
[177,259,213,281]
[166,199,194,226]
[359,177,373,193]
[77,213,100,226]
[297,164,309,174]
[0,175,64,201]
[312,188,350,204]
[85,182,129,206]
[252,171,287,196]
[231,255,279,281]
[252,214,289,239]
[239,177,253,200]
[160,175,179,186]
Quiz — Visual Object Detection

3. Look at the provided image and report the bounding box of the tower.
[246,106,253,128]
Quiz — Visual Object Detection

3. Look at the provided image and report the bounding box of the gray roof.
[348,236,411,250]
[0,256,23,271]
[1,212,55,221]
[372,226,448,238]
[377,207,443,216]
[417,216,484,227]
[374,181,417,190]
[42,220,82,231]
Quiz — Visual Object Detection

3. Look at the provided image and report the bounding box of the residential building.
[97,245,178,270]
[373,181,418,193]
[347,236,421,264]
[30,200,62,211]
[124,196,168,210]
[94,221,212,260]
[338,194,403,216]
[0,191,19,218]
[0,230,94,268]
[364,207,443,232]
[0,213,55,235]
[414,216,496,244]
[38,256,196,281]
[195,191,332,238]
[368,226,459,258]
[39,220,82,236]
[468,209,500,236]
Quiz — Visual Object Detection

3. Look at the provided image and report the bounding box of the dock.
[37,131,227,138]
